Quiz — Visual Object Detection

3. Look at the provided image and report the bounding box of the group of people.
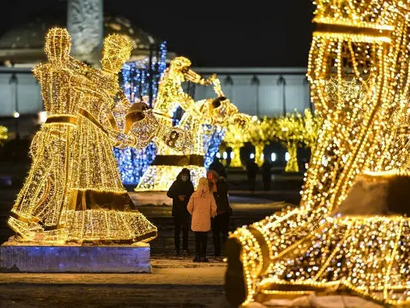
[246,158,273,191]
[167,168,231,262]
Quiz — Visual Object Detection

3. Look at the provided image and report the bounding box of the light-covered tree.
[0,126,8,147]
[223,122,249,167]
[247,116,276,166]
[274,109,321,172]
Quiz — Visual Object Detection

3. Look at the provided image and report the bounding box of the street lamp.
[277,75,286,116]
[9,72,19,138]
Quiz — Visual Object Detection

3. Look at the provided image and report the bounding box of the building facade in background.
[0,13,176,139]
[0,0,312,138]
[192,67,311,117]
[0,67,312,138]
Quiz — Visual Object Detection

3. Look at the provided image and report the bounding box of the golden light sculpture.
[0,126,7,146]
[222,119,251,167]
[273,109,321,173]
[136,56,249,191]
[225,1,410,306]
[247,117,276,167]
[7,28,186,244]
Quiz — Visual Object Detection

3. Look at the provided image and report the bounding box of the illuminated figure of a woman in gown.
[9,28,158,243]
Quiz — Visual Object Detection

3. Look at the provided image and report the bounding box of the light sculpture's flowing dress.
[9,28,157,243]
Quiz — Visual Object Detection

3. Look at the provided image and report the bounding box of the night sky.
[0,0,315,67]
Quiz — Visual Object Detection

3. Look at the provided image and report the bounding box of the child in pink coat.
[187,177,217,262]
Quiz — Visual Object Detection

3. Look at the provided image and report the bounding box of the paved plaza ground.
[0,163,303,307]
[0,259,229,308]
[0,164,386,307]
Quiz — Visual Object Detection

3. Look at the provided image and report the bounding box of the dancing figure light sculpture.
[136,56,249,191]
[8,28,185,244]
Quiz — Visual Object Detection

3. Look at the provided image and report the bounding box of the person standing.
[262,158,272,191]
[207,170,231,257]
[209,156,227,179]
[187,177,217,262]
[167,168,194,256]
[246,158,259,192]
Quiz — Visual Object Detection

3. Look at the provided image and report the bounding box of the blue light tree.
[203,125,225,169]
[114,42,167,185]
[114,41,224,185]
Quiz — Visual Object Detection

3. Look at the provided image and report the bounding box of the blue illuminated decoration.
[0,245,151,272]
[113,144,157,184]
[203,125,225,169]
[114,42,167,184]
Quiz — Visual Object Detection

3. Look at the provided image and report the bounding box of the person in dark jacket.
[262,158,272,191]
[246,158,259,192]
[167,168,194,255]
[207,170,231,257]
[209,157,227,179]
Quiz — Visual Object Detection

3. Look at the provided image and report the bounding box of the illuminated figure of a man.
[136,56,249,191]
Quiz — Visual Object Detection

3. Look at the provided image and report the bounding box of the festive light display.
[223,111,320,169]
[7,28,186,244]
[273,109,321,172]
[247,117,276,167]
[225,1,410,306]
[203,125,225,169]
[223,120,250,167]
[114,42,167,184]
[0,126,8,146]
[136,56,249,191]
[113,144,157,184]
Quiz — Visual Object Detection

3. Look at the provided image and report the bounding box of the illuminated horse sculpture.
[136,56,249,191]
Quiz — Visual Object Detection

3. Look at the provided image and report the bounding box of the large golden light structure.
[225,0,410,306]
[136,56,249,191]
[7,28,187,244]
[247,117,276,167]
[223,121,250,167]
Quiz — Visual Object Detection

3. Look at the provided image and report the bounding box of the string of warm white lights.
[246,117,275,167]
[114,41,167,184]
[223,120,250,167]
[0,126,7,146]
[7,28,185,244]
[136,56,250,191]
[222,110,321,170]
[227,0,410,306]
[273,109,321,172]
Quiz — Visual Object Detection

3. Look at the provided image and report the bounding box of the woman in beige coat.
[187,177,217,262]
